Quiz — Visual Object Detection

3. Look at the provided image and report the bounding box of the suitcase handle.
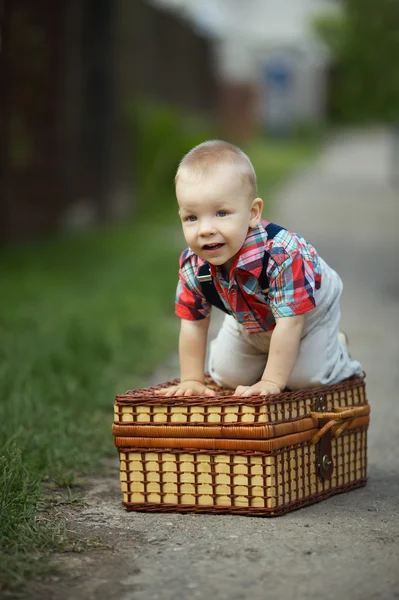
[310,405,370,444]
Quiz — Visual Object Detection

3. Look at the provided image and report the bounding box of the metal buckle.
[197,274,212,282]
[314,393,334,481]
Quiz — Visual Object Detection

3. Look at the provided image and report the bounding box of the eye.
[186,215,197,222]
[217,210,228,217]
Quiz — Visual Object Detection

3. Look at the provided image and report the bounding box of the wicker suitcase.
[113,375,369,516]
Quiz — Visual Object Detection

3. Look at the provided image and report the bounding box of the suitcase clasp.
[314,393,334,481]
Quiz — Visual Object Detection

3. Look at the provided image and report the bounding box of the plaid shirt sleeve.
[175,250,211,321]
[267,235,321,319]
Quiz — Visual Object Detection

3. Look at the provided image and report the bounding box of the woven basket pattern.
[114,375,368,516]
[118,428,367,516]
[114,377,366,426]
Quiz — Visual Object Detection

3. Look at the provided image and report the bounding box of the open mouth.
[203,243,225,251]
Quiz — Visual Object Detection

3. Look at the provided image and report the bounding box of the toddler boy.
[159,140,363,398]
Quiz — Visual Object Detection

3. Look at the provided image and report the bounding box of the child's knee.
[209,357,259,389]
[209,359,237,389]
[209,364,244,389]
[209,366,232,389]
[208,329,265,389]
[286,375,317,391]
[208,339,239,388]
[287,366,323,390]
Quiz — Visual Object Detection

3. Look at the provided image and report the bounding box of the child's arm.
[156,317,216,397]
[234,314,305,397]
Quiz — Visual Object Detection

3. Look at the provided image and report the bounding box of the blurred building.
[152,0,337,137]
[0,0,216,241]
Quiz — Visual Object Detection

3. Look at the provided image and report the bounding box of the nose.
[198,217,217,237]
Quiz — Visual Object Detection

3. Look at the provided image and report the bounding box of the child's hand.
[233,380,281,397]
[154,380,216,397]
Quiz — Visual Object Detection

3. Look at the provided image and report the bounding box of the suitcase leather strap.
[312,398,369,480]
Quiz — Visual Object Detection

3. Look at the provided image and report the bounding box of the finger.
[243,388,261,397]
[155,386,176,396]
[256,388,272,396]
[172,387,186,397]
[162,386,178,397]
[183,388,194,396]
[203,387,216,397]
[234,385,249,396]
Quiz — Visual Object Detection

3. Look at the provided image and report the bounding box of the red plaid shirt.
[175,220,322,333]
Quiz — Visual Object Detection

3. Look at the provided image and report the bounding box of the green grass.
[0,135,318,595]
[0,218,184,594]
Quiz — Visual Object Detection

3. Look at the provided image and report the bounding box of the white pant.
[209,259,363,390]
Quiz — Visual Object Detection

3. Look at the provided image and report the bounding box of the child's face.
[176,165,262,271]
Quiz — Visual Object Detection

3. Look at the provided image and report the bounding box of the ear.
[249,197,263,227]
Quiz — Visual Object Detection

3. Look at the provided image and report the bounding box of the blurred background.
[2,0,397,240]
[1,0,398,594]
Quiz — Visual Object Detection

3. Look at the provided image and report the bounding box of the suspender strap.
[198,223,285,312]
[259,222,284,289]
[198,263,230,314]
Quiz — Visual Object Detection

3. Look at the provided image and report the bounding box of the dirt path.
[28,458,141,600]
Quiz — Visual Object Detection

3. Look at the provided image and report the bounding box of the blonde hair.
[175,140,258,200]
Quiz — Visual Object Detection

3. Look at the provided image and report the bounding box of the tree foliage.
[314,0,399,122]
